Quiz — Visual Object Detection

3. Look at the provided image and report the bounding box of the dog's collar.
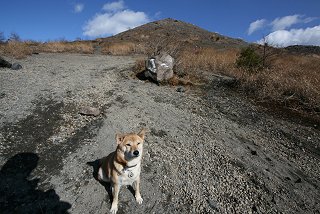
[124,164,137,170]
[114,161,138,174]
[122,164,137,178]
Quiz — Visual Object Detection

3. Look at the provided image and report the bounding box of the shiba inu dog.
[98,128,146,214]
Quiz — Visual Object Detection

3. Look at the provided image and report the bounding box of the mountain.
[95,18,247,52]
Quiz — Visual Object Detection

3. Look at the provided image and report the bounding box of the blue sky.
[1,0,319,46]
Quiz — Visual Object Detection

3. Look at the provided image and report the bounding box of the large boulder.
[145,53,174,83]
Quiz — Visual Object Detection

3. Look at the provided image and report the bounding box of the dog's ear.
[116,133,125,145]
[137,128,146,141]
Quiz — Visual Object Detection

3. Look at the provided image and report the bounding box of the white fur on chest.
[119,163,141,185]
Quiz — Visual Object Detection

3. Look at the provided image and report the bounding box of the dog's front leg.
[110,183,120,214]
[134,176,143,204]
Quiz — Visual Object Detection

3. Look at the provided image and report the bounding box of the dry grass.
[132,58,146,73]
[0,41,94,58]
[167,75,195,86]
[237,55,320,110]
[0,41,32,59]
[37,41,94,54]
[173,46,320,112]
[101,42,146,55]
[177,47,239,73]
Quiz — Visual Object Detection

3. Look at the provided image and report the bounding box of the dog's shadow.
[86,159,136,204]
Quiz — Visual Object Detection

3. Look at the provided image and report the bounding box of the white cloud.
[248,19,267,35]
[103,0,125,12]
[83,9,149,37]
[258,25,320,47]
[271,14,314,31]
[74,3,84,13]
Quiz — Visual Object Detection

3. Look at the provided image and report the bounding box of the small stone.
[11,63,22,70]
[207,199,219,211]
[251,150,257,155]
[295,178,302,183]
[252,205,258,212]
[0,92,5,99]
[79,106,100,116]
[176,86,185,93]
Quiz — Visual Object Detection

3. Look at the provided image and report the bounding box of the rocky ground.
[0,53,319,214]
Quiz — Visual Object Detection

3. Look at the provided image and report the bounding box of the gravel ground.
[0,53,319,214]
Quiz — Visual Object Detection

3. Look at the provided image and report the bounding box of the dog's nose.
[133,150,139,156]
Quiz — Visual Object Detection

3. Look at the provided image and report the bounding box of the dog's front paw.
[110,205,118,214]
[136,196,143,204]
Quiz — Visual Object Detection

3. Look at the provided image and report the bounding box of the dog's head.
[116,128,146,161]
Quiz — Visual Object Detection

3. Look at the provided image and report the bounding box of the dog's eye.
[137,142,141,145]
[126,144,131,146]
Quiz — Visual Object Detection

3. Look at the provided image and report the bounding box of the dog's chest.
[119,166,140,185]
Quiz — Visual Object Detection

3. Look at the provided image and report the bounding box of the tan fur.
[98,128,146,214]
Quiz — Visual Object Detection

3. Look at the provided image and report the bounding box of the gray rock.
[0,56,12,68]
[11,63,22,70]
[145,53,174,83]
[79,107,100,116]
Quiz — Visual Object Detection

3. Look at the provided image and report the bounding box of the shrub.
[236,46,263,72]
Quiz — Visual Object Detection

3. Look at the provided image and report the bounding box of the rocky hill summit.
[97,18,247,50]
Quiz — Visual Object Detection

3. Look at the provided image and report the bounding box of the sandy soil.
[0,53,319,214]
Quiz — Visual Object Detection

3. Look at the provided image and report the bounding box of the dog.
[98,128,146,214]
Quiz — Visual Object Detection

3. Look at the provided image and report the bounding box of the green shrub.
[236,46,263,72]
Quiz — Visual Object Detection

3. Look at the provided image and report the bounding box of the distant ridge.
[284,45,320,55]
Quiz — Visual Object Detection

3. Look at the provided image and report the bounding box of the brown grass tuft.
[223,54,320,111]
[173,46,320,112]
[38,41,94,54]
[132,58,146,73]
[101,42,146,55]
[177,47,238,74]
[167,75,195,86]
[0,41,32,59]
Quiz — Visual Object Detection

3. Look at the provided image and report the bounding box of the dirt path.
[0,53,319,213]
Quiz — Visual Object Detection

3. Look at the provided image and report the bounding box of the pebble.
[176,86,186,93]
[79,106,101,116]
